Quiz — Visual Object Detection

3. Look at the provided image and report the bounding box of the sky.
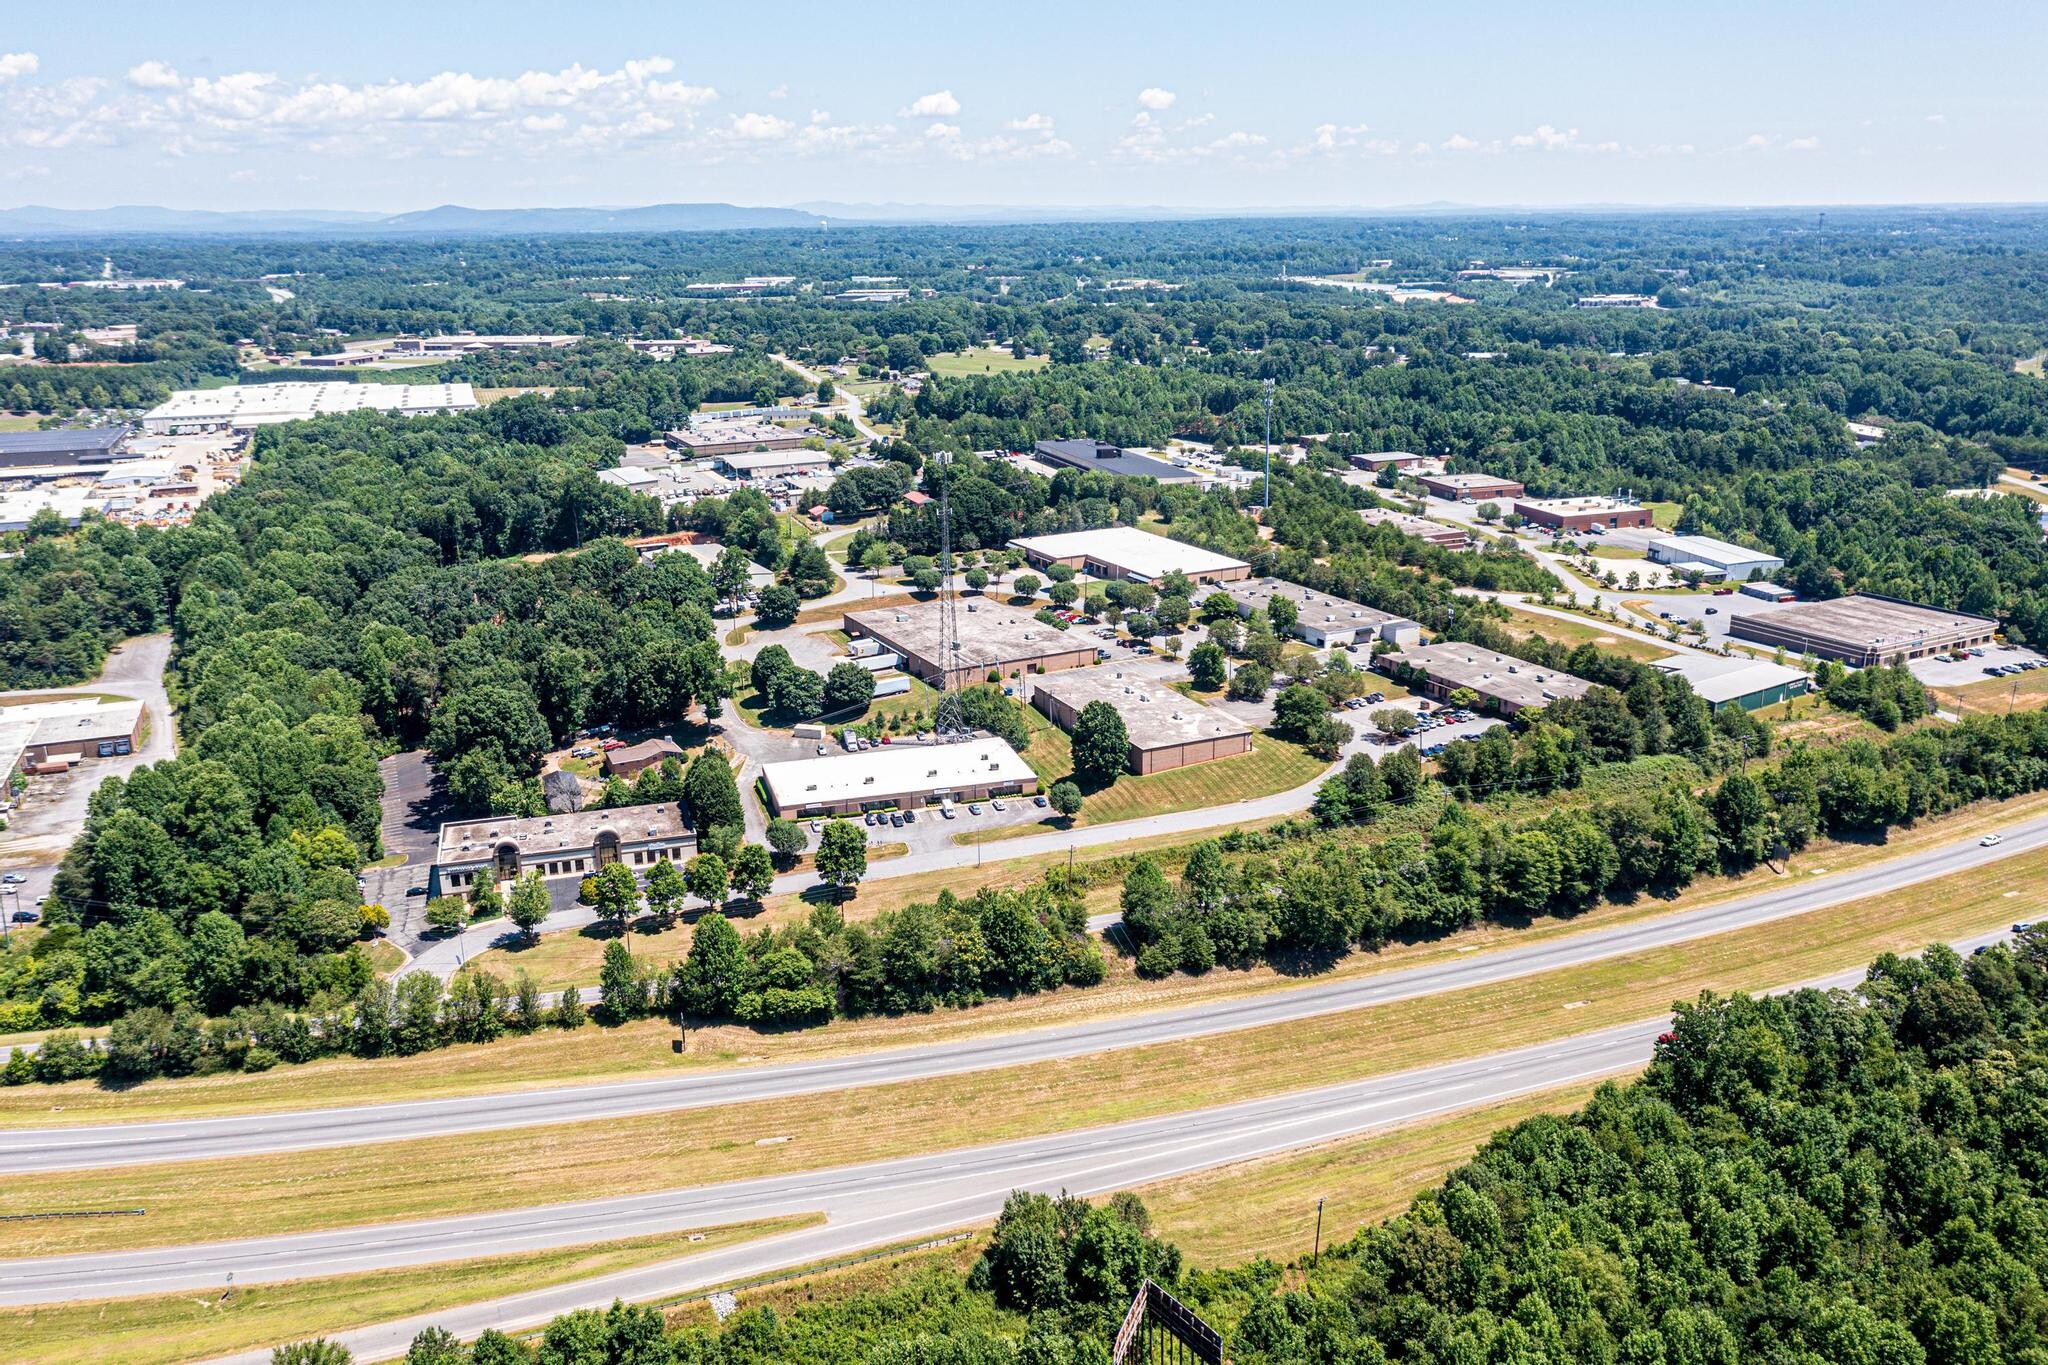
[3,1,2043,214]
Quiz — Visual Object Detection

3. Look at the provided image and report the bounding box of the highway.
[5,811,2042,1176]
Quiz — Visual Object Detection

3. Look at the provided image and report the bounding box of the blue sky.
[3,1,2042,212]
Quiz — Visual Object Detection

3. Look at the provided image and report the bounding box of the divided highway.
[4,811,2042,1177]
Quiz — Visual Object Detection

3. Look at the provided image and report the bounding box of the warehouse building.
[1727,593,1999,666]
[1417,472,1525,501]
[1358,506,1472,550]
[0,426,132,469]
[1224,577,1422,649]
[1008,526,1251,585]
[0,697,144,774]
[711,448,832,482]
[430,803,694,897]
[844,599,1101,689]
[389,334,580,355]
[1030,670,1251,775]
[1644,534,1784,582]
[1649,653,1811,712]
[140,382,478,433]
[1031,438,1201,484]
[760,740,1038,817]
[1387,643,1594,716]
[1347,451,1433,473]
[667,419,815,460]
[1513,496,1654,533]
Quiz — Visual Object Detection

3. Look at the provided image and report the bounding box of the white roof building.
[140,382,479,434]
[1649,653,1811,711]
[760,740,1038,816]
[1645,534,1784,582]
[1007,525,1251,584]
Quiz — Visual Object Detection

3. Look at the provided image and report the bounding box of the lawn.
[1933,668,2048,718]
[1644,500,1683,529]
[471,916,696,992]
[0,414,40,432]
[733,676,936,736]
[13,837,2039,1257]
[1494,606,1670,662]
[925,348,1049,377]
[0,1216,813,1365]
[996,706,1329,834]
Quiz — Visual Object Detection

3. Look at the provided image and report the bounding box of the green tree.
[424,895,470,935]
[754,582,801,628]
[1049,780,1084,822]
[766,817,808,865]
[1070,701,1130,787]
[271,1342,354,1365]
[814,818,869,895]
[710,545,755,608]
[682,750,745,836]
[685,852,730,909]
[505,871,550,943]
[641,857,687,927]
[678,911,747,1016]
[597,940,648,1025]
[1227,661,1271,700]
[1187,641,1228,691]
[823,662,876,715]
[1266,595,1299,632]
[587,862,640,934]
[729,843,775,903]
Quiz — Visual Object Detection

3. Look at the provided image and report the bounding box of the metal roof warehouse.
[1389,642,1594,715]
[761,740,1038,816]
[1031,438,1200,484]
[1030,670,1251,775]
[1727,593,1998,666]
[1007,526,1251,584]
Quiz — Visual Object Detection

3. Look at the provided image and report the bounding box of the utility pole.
[1261,378,1276,512]
[1311,1197,1325,1268]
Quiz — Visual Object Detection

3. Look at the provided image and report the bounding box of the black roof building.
[1033,438,1198,483]
[0,426,131,469]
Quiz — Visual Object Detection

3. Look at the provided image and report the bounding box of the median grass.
[0,1216,815,1365]
[1495,605,1669,661]
[3,787,2042,1132]
[5,835,2039,1258]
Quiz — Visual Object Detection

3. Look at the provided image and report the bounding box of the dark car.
[406,884,427,897]
[10,909,38,924]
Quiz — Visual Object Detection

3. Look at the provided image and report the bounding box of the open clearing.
[925,348,1048,377]
[5,832,2039,1258]
[5,785,2043,1129]
[1933,668,2048,718]
[1494,605,1670,661]
[0,1216,810,1365]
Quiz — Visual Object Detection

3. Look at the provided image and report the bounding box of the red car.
[599,739,626,751]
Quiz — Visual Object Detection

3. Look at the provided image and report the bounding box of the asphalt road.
[8,809,2043,1177]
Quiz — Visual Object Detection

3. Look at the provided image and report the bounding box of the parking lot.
[1910,643,2048,689]
[1618,589,1780,643]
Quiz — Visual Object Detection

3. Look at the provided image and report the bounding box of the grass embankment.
[0,1216,815,1365]
[5,787,2043,1131]
[1493,605,1670,662]
[1935,669,2048,718]
[999,706,1327,836]
[925,348,1048,377]
[8,833,2042,1257]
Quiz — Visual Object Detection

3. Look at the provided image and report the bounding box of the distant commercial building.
[140,382,478,434]
[1644,534,1784,583]
[627,337,733,359]
[1513,496,1654,533]
[430,803,693,897]
[604,737,686,779]
[838,288,912,303]
[667,420,813,460]
[1740,581,1797,603]
[1224,577,1422,649]
[685,276,796,294]
[1347,451,1430,473]
[389,334,581,355]
[1649,654,1811,712]
[1416,472,1525,501]
[1574,294,1658,308]
[1031,439,1202,484]
[713,449,833,482]
[1008,526,1251,585]
[0,697,143,774]
[845,599,1099,689]
[1030,670,1251,775]
[1727,593,1999,666]
[1846,421,1888,446]
[294,351,381,368]
[1358,506,1472,551]
[1388,643,1594,716]
[0,426,131,469]
[760,740,1038,817]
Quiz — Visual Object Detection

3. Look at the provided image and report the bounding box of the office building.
[1224,577,1422,649]
[1513,496,1654,533]
[1030,670,1250,775]
[844,599,1100,689]
[1008,526,1251,585]
[1416,472,1526,501]
[760,740,1038,817]
[1358,507,1472,550]
[1644,534,1784,583]
[430,803,693,897]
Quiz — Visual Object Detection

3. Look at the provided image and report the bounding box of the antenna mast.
[933,453,967,737]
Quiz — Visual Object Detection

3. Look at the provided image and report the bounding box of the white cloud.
[126,60,181,90]
[767,84,789,100]
[1443,132,1481,152]
[926,122,961,140]
[1926,113,1946,125]
[1006,112,1054,133]
[1509,123,1574,151]
[1785,135,1822,151]
[0,52,37,82]
[728,111,793,141]
[1210,130,1266,151]
[1136,87,1176,111]
[899,89,960,118]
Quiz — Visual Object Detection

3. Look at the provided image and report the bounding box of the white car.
[991,799,1006,811]
[1981,833,2003,847]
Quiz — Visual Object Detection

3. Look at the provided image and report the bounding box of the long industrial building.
[1387,643,1594,715]
[140,382,479,434]
[760,740,1038,817]
[430,803,693,897]
[1644,534,1784,583]
[1029,670,1251,775]
[0,426,132,469]
[1,697,144,775]
[1358,506,1472,550]
[1417,472,1525,501]
[1513,496,1654,533]
[844,599,1100,689]
[1224,577,1422,649]
[1648,653,1811,712]
[1008,526,1251,585]
[1727,593,1999,665]
[1031,438,1200,484]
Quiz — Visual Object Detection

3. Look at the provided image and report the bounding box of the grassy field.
[1586,544,1647,561]
[0,1216,813,1365]
[6,783,2044,1132]
[1138,1081,1600,1265]
[1001,706,1328,833]
[471,917,693,991]
[2017,350,2046,377]
[1644,500,1683,529]
[733,675,937,736]
[925,348,1049,377]
[1494,606,1670,662]
[9,832,2040,1258]
[0,414,41,432]
[1934,668,2048,718]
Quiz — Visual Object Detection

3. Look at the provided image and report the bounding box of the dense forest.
[274,932,2048,1364]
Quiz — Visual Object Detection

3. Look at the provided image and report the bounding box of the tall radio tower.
[932,452,967,739]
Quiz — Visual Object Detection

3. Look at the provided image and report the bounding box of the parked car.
[903,809,916,823]
[10,910,38,924]
[889,812,903,828]
[992,798,1007,811]
[968,803,983,815]
[0,873,23,885]
[941,802,957,820]
[815,744,827,756]
[810,820,823,833]
[1033,794,1048,807]
[1704,607,1718,616]
[406,884,427,897]
[599,739,626,751]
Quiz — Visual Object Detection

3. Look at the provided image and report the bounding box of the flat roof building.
[431,802,693,898]
[1008,525,1251,585]
[0,697,144,773]
[1030,670,1251,775]
[389,334,581,354]
[712,448,831,481]
[1726,593,1999,666]
[0,426,131,469]
[140,382,478,434]
[1645,534,1784,583]
[1388,643,1594,716]
[1224,577,1422,649]
[1417,472,1525,501]
[1347,451,1431,472]
[668,420,815,460]
[1649,653,1811,712]
[1032,438,1201,484]
[1513,496,1654,533]
[845,599,1102,689]
[761,739,1038,817]
[1358,506,1472,551]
